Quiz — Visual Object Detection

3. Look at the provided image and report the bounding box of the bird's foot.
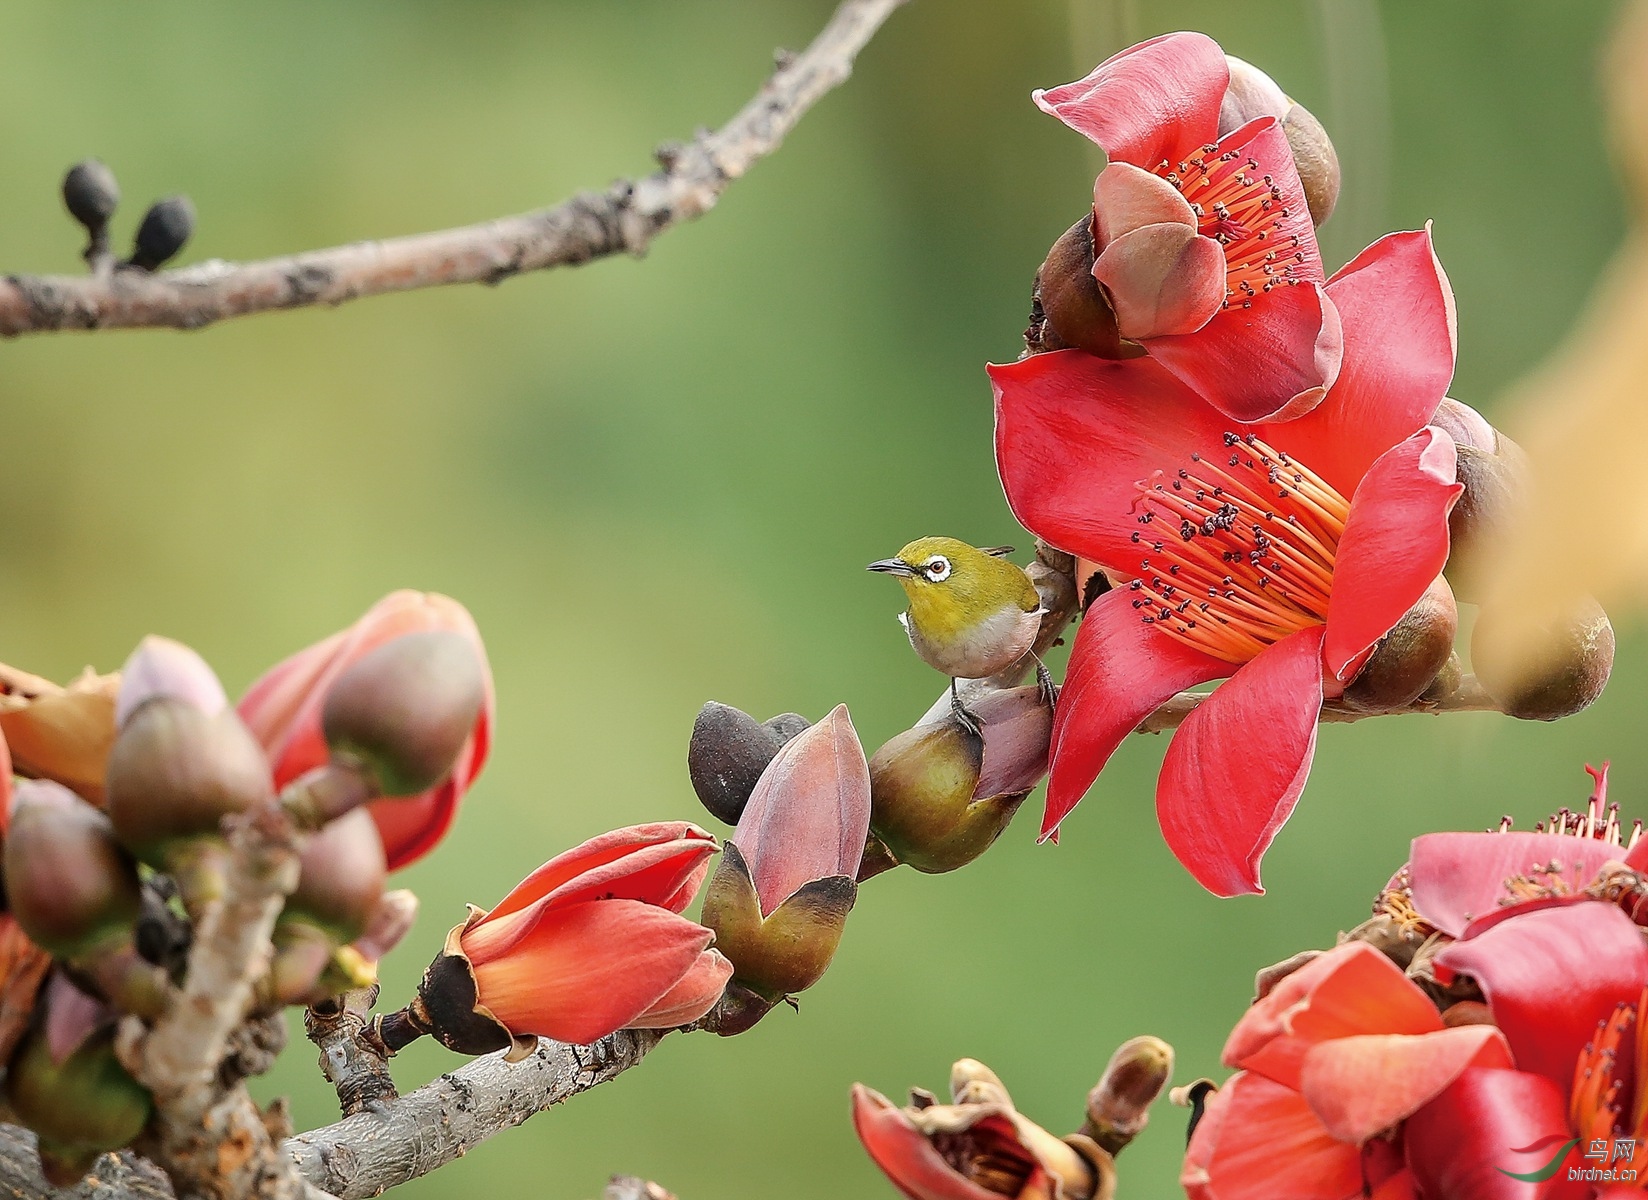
[1035,661,1059,710]
[950,688,984,739]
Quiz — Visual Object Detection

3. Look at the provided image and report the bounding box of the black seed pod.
[127,196,195,271]
[61,161,120,233]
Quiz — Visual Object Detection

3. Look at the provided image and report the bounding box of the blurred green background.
[0,1,1633,1196]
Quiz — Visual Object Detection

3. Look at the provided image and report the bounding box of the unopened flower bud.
[352,888,419,964]
[1339,915,1425,971]
[702,707,868,1017]
[104,699,273,882]
[126,195,194,271]
[116,636,227,727]
[5,1022,151,1188]
[1446,436,1530,603]
[1419,651,1465,705]
[4,782,141,961]
[322,630,487,799]
[1430,396,1499,454]
[1217,57,1339,226]
[1340,575,1458,711]
[61,160,120,235]
[1027,216,1141,359]
[1084,1036,1174,1154]
[687,702,810,825]
[1472,596,1614,721]
[284,808,387,945]
[868,687,1050,874]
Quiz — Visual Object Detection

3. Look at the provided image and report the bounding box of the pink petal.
[1039,590,1226,841]
[1406,830,1624,937]
[1092,162,1197,243]
[1032,32,1227,167]
[734,705,870,917]
[1225,942,1443,1090]
[1156,626,1325,896]
[1210,117,1326,282]
[1270,229,1457,497]
[1147,281,1343,424]
[1300,1025,1513,1143]
[851,1085,1006,1200]
[1190,1072,1369,1200]
[1404,1068,1577,1200]
[1093,223,1226,340]
[1433,903,1648,1088]
[991,350,1236,577]
[469,899,714,1046]
[1322,427,1462,681]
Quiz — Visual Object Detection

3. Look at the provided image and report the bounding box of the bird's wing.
[980,545,1017,558]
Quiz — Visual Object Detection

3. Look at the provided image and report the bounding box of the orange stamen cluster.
[1155,146,1307,309]
[1129,433,1350,664]
[1570,989,1648,1178]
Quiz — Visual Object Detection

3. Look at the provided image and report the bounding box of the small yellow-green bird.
[867,536,1050,732]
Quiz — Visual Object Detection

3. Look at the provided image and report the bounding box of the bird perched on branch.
[867,537,1051,733]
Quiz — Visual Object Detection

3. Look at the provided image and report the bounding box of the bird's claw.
[1035,661,1059,710]
[950,688,984,739]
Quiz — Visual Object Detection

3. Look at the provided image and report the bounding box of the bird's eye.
[924,556,951,582]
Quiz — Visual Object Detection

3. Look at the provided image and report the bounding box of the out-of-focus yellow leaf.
[0,663,119,805]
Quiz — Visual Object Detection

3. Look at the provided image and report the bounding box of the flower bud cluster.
[0,590,493,1183]
[58,159,195,272]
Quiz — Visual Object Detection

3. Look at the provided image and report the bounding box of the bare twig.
[126,804,308,1200]
[0,0,907,337]
[304,988,399,1117]
[286,1030,663,1200]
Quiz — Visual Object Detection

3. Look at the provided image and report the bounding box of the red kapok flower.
[238,590,494,870]
[1034,32,1339,423]
[995,228,1458,896]
[1184,942,1512,1200]
[1394,763,1648,938]
[407,822,731,1057]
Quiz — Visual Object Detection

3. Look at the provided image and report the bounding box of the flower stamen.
[1131,434,1349,663]
[1156,146,1307,308]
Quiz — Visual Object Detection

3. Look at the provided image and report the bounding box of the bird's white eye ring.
[924,556,951,582]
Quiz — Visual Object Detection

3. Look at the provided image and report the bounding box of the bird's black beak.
[866,558,917,578]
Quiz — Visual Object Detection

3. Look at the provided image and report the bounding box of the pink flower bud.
[238,591,494,871]
[115,636,226,727]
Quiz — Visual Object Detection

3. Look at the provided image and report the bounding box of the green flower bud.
[686,701,810,825]
[1027,216,1143,359]
[104,699,273,893]
[322,630,487,798]
[1473,596,1615,721]
[867,687,1051,874]
[126,195,194,271]
[6,1023,151,1188]
[61,160,119,235]
[1084,1035,1175,1155]
[1341,576,1458,711]
[4,782,141,961]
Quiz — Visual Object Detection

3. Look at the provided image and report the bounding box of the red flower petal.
[629,948,733,1029]
[850,1085,1006,1200]
[482,823,718,925]
[1406,830,1624,937]
[468,899,713,1046]
[1208,117,1326,284]
[1434,903,1648,1088]
[1272,229,1457,497]
[990,350,1234,576]
[1300,1025,1513,1143]
[1147,280,1343,424]
[1189,1072,1370,1200]
[1322,428,1461,682]
[1092,223,1226,340]
[1404,1067,1579,1200]
[1156,626,1325,896]
[1225,942,1443,1090]
[1040,589,1226,840]
[1032,32,1227,168]
[733,705,870,917]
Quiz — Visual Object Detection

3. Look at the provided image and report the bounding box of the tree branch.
[1134,675,1501,735]
[286,1030,663,1200]
[0,0,907,337]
